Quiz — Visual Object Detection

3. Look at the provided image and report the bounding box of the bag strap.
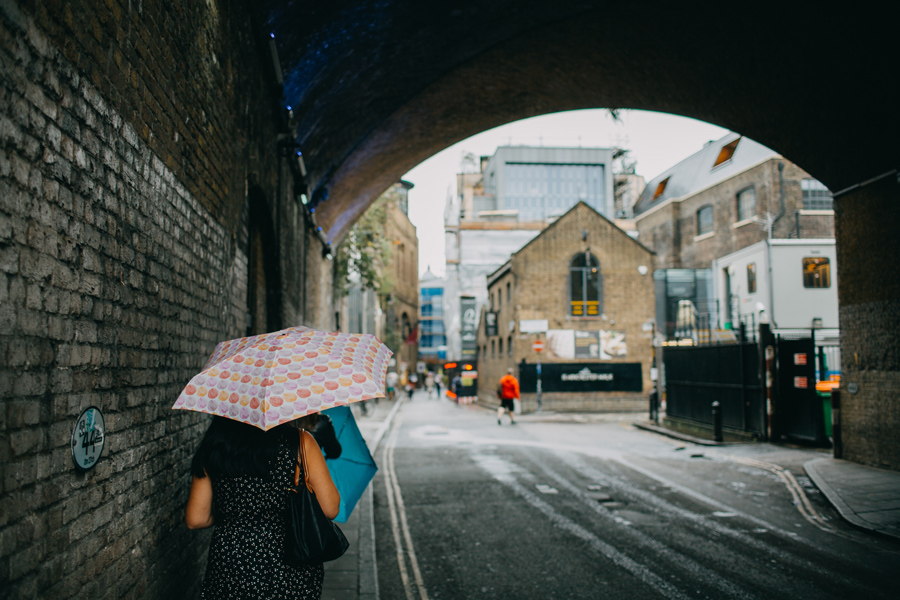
[294,429,313,492]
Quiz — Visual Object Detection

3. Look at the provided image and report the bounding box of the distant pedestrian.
[497,368,519,425]
[386,371,399,401]
[425,372,435,397]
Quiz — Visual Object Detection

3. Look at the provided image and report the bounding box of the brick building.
[381,181,419,383]
[634,133,835,270]
[0,2,319,598]
[477,202,655,412]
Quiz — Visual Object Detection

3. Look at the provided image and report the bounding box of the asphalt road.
[371,395,900,600]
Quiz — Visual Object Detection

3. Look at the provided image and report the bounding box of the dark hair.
[191,417,302,480]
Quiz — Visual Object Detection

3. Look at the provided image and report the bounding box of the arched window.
[570,251,602,317]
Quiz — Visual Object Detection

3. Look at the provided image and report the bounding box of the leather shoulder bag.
[285,431,349,565]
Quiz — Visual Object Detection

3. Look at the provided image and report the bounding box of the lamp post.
[532,337,544,412]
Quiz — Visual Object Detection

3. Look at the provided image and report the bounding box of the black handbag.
[285,431,349,565]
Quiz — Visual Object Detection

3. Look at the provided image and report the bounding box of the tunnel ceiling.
[258,0,896,243]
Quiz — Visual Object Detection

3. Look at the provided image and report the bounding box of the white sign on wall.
[519,319,549,333]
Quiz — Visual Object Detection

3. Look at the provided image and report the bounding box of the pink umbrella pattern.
[172,326,392,430]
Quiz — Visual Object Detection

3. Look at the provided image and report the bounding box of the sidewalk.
[804,458,900,541]
[322,390,414,600]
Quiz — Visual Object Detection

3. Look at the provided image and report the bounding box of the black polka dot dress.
[201,439,324,599]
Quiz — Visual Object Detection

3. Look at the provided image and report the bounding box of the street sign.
[532,340,544,352]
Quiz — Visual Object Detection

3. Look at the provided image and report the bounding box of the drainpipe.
[766,162,786,328]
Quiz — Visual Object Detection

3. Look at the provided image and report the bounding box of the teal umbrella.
[322,406,378,523]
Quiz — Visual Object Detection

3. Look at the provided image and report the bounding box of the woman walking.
[185,416,340,599]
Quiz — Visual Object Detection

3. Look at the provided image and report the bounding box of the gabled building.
[445,146,616,362]
[478,202,655,413]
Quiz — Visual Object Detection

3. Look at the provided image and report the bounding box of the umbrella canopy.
[172,326,392,430]
[322,405,378,523]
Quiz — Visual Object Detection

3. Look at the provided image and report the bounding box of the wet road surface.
[371,396,899,599]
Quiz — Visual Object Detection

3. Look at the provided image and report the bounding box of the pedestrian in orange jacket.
[497,368,519,425]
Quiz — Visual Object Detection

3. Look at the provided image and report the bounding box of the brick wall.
[637,159,835,269]
[478,203,654,411]
[0,1,306,598]
[834,178,900,470]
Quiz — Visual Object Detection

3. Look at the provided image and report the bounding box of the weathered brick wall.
[835,178,900,470]
[0,1,305,598]
[637,159,835,269]
[478,203,654,411]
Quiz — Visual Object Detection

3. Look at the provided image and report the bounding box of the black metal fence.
[664,341,764,435]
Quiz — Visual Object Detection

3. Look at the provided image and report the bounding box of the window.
[747,262,757,293]
[802,179,833,211]
[497,287,502,310]
[697,205,714,236]
[507,335,512,356]
[713,138,740,167]
[737,187,756,222]
[506,282,511,304]
[498,338,503,356]
[491,339,495,358]
[803,257,831,288]
[569,252,602,316]
[652,177,670,201]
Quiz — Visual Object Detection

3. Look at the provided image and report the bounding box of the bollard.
[712,400,723,442]
[831,389,842,459]
[649,390,659,423]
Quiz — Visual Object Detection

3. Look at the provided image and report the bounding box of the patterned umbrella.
[172,326,392,430]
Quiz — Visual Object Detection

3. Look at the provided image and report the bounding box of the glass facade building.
[418,272,447,361]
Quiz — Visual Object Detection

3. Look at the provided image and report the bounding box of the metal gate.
[776,337,827,444]
[664,342,763,435]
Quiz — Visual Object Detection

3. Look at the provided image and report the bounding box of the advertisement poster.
[547,329,628,359]
[574,330,599,358]
[546,329,575,359]
[600,330,627,358]
[460,297,477,359]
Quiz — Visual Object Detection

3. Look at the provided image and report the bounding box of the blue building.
[418,267,447,366]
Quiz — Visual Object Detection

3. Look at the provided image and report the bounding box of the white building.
[711,239,838,340]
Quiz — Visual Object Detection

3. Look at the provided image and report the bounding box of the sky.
[403,109,729,278]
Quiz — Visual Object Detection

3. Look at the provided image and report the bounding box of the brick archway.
[261,0,899,469]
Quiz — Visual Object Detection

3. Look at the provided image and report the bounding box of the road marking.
[524,452,760,600]
[572,455,880,594]
[721,454,836,533]
[495,471,694,600]
[383,413,430,600]
[381,418,413,600]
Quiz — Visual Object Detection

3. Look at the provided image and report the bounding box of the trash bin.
[819,390,832,438]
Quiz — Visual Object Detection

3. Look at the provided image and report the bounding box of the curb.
[359,396,406,600]
[803,458,900,543]
[632,421,737,446]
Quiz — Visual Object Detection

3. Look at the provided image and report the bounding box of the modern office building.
[418,267,447,367]
[445,146,616,361]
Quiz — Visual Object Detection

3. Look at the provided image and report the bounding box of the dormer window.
[713,138,740,168]
[652,177,670,201]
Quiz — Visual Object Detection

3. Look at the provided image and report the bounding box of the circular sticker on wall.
[71,407,105,471]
